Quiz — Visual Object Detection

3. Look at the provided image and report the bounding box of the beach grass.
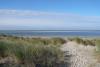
[68,37,95,46]
[0,35,66,67]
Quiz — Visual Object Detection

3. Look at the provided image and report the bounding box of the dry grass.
[68,37,95,46]
[0,35,66,67]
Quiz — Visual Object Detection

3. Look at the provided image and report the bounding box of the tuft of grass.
[68,37,95,46]
[0,41,8,57]
[24,37,66,46]
[95,40,100,52]
[94,40,100,63]
[83,39,95,46]
[50,38,66,45]
[11,44,64,66]
[74,37,84,44]
[0,40,11,57]
[0,35,66,67]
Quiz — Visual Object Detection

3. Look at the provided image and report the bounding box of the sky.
[0,0,100,30]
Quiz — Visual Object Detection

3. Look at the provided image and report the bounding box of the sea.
[0,30,100,37]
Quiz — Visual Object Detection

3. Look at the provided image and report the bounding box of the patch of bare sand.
[61,41,100,67]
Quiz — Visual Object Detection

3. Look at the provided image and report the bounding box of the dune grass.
[89,39,100,63]
[68,37,95,46]
[0,35,66,67]
[95,40,100,52]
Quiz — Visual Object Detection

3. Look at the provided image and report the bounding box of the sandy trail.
[61,41,99,67]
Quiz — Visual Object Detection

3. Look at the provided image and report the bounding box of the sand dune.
[61,41,100,67]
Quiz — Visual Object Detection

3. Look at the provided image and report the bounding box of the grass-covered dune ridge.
[0,35,67,67]
[68,37,100,65]
[68,37,96,46]
[1,35,100,67]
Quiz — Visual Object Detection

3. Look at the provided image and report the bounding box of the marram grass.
[68,37,95,46]
[0,35,66,67]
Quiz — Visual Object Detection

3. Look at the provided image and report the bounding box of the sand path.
[61,41,99,67]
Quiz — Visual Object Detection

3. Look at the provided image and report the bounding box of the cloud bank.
[0,9,100,30]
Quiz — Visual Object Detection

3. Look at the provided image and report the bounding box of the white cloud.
[0,9,100,30]
[0,9,70,16]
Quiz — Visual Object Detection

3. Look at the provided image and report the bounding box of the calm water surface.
[0,30,100,37]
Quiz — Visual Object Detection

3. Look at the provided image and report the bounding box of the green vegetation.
[95,40,100,52]
[94,40,100,63]
[68,37,100,63]
[68,37,95,46]
[0,35,66,67]
[92,39,100,63]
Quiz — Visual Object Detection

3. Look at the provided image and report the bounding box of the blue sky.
[0,0,100,30]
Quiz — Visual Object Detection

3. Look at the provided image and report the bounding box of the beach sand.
[61,41,100,67]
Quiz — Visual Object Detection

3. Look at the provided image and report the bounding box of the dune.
[61,41,100,67]
[0,35,100,67]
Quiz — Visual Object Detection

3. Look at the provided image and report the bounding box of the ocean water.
[0,30,100,37]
